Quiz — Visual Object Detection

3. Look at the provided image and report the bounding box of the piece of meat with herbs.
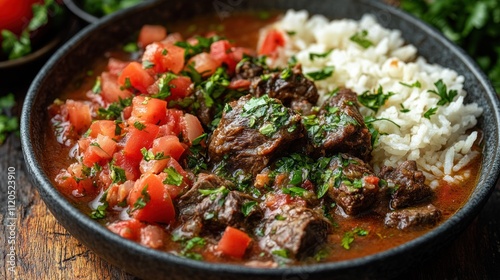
[384,204,442,230]
[176,173,261,237]
[321,153,380,215]
[302,88,372,161]
[250,64,319,115]
[258,204,331,260]
[235,57,267,80]
[209,94,303,176]
[379,160,434,209]
[175,173,235,237]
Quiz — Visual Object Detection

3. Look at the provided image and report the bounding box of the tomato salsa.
[46,12,480,267]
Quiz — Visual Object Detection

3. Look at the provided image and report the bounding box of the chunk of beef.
[379,161,433,209]
[304,88,372,161]
[384,204,442,230]
[258,204,331,259]
[325,153,379,215]
[176,173,261,237]
[209,94,303,176]
[250,64,319,114]
[235,59,266,80]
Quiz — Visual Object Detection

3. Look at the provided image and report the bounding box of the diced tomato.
[152,135,185,161]
[142,42,185,74]
[265,193,306,210]
[108,219,145,241]
[258,29,285,56]
[183,113,204,144]
[123,123,160,161]
[138,25,167,47]
[128,173,176,224]
[210,40,238,72]
[65,100,92,133]
[140,225,166,249]
[101,72,133,103]
[82,134,117,167]
[106,180,134,207]
[157,158,191,199]
[54,166,95,198]
[89,120,121,139]
[217,226,252,258]
[187,52,219,77]
[364,175,380,186]
[107,58,129,76]
[118,62,155,93]
[163,109,184,136]
[230,47,255,62]
[228,79,251,90]
[113,152,141,181]
[168,75,193,100]
[129,95,167,126]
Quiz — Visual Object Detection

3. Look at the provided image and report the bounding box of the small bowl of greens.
[64,0,145,24]
[0,0,73,83]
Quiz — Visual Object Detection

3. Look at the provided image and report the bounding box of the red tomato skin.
[123,123,160,161]
[89,120,119,139]
[101,72,134,104]
[188,52,219,77]
[0,0,40,35]
[142,42,185,74]
[152,135,185,161]
[210,40,238,72]
[129,95,167,126]
[108,219,144,241]
[138,25,167,47]
[128,173,176,224]
[118,62,155,93]
[217,226,252,258]
[168,76,193,100]
[259,29,286,56]
[65,100,92,133]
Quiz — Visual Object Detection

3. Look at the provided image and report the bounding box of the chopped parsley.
[399,80,421,88]
[241,95,299,137]
[341,228,369,250]
[241,201,258,217]
[152,73,177,99]
[306,66,335,81]
[199,186,229,200]
[140,147,169,162]
[358,85,394,113]
[272,249,289,258]
[142,60,155,69]
[302,105,358,146]
[163,167,183,186]
[133,121,146,130]
[90,202,108,219]
[282,186,307,197]
[175,35,224,60]
[120,77,133,90]
[91,77,102,94]
[172,236,206,260]
[349,30,374,48]
[428,79,458,105]
[132,184,150,211]
[424,107,438,119]
[110,164,127,184]
[400,103,410,113]
[97,97,133,120]
[123,42,139,53]
[309,49,332,61]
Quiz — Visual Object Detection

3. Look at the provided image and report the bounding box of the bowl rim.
[21,0,500,277]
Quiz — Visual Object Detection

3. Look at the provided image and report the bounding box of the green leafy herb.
[140,147,168,162]
[306,66,335,81]
[152,73,177,99]
[199,186,229,200]
[428,79,458,105]
[286,30,296,36]
[424,107,438,119]
[0,93,19,145]
[142,60,155,69]
[163,166,183,186]
[400,103,410,113]
[83,0,142,17]
[272,249,289,258]
[132,184,150,211]
[172,236,206,260]
[90,202,108,219]
[110,164,127,184]
[241,201,258,217]
[120,77,133,90]
[399,80,421,88]
[175,35,224,60]
[282,186,307,197]
[358,85,394,113]
[133,121,146,130]
[309,49,332,61]
[123,42,139,53]
[97,97,133,120]
[1,30,31,60]
[92,77,102,94]
[349,30,373,48]
[341,228,369,250]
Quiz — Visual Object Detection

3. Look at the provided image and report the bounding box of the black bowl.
[21,0,500,279]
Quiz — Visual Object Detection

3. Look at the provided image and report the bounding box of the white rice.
[262,10,483,186]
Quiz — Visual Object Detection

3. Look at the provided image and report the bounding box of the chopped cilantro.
[306,66,335,81]
[341,228,369,249]
[399,80,421,88]
[309,50,332,61]
[358,85,394,113]
[97,97,132,120]
[349,30,374,48]
[199,186,229,200]
[163,166,183,186]
[92,77,102,94]
[141,147,169,162]
[400,103,410,113]
[428,79,458,105]
[272,249,289,258]
[282,186,307,197]
[110,164,127,184]
[90,202,108,219]
[241,201,258,217]
[123,42,139,53]
[424,107,438,119]
[133,121,146,130]
[132,184,150,211]
[142,60,155,69]
[152,73,177,99]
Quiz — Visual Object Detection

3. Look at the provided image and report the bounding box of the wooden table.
[1,19,500,280]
